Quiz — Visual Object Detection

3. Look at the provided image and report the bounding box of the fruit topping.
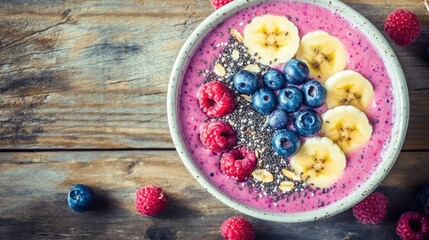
[293,109,322,137]
[283,59,310,85]
[290,137,346,188]
[263,68,287,90]
[325,70,374,111]
[220,147,257,181]
[296,31,347,82]
[243,14,300,66]
[252,87,277,115]
[271,129,301,157]
[233,70,259,95]
[321,105,373,154]
[197,81,235,118]
[268,109,289,130]
[200,121,237,151]
[301,79,327,108]
[278,86,304,113]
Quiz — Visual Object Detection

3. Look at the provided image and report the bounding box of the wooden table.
[0,0,428,239]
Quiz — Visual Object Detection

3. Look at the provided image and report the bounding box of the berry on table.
[384,9,421,47]
[263,68,286,90]
[211,0,233,10]
[135,185,168,216]
[352,192,388,224]
[284,59,309,85]
[278,86,303,113]
[417,184,429,216]
[220,147,257,181]
[199,121,237,151]
[268,109,289,130]
[293,109,322,137]
[301,79,327,108]
[197,81,235,118]
[396,211,429,240]
[252,87,277,115]
[67,184,94,212]
[272,129,301,157]
[221,216,256,240]
[233,70,259,95]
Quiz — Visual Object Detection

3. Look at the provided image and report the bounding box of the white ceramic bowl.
[167,0,409,222]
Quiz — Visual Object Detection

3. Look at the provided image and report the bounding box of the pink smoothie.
[178,1,394,213]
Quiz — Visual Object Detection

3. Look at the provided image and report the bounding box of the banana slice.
[243,14,300,66]
[290,137,346,188]
[321,105,373,154]
[325,70,374,111]
[295,31,347,83]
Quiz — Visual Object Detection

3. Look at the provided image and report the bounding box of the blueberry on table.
[278,86,303,113]
[272,129,301,157]
[268,109,289,130]
[67,184,94,212]
[263,68,286,90]
[417,184,429,216]
[301,80,327,108]
[233,70,259,95]
[293,109,322,137]
[284,59,309,85]
[252,87,277,115]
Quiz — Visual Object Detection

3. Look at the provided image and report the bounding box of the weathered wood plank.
[0,150,427,239]
[0,0,428,150]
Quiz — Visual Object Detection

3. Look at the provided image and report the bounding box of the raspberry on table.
[352,192,388,224]
[197,81,235,118]
[396,211,429,240]
[221,216,256,240]
[199,121,237,151]
[384,9,421,47]
[211,0,233,10]
[135,185,168,216]
[220,147,256,181]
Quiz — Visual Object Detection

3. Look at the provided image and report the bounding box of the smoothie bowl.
[167,0,409,222]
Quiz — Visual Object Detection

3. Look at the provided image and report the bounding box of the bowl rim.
[167,0,409,222]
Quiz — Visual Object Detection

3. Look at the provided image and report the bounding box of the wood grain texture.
[0,0,428,149]
[1,150,428,239]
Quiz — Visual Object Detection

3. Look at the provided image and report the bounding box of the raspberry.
[352,192,388,224]
[220,147,256,181]
[384,9,421,47]
[199,121,236,151]
[221,216,256,240]
[197,81,235,118]
[135,185,168,216]
[396,211,429,240]
[211,0,233,10]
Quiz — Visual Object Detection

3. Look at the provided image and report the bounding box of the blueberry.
[417,184,429,216]
[67,184,94,212]
[263,68,286,90]
[233,70,259,95]
[425,46,429,61]
[302,80,327,108]
[252,87,277,115]
[278,86,303,112]
[284,59,310,85]
[293,109,322,137]
[268,109,289,130]
[272,129,301,157]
